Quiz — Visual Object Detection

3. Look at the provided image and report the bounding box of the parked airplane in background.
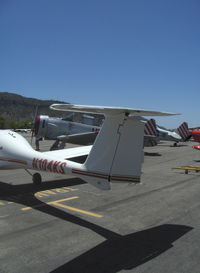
[188,128,200,150]
[170,123,200,151]
[34,115,159,150]
[189,128,200,150]
[151,120,190,146]
[34,115,100,149]
[192,144,200,150]
[0,104,177,189]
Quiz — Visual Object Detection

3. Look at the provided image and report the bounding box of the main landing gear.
[32,173,42,186]
[25,169,42,186]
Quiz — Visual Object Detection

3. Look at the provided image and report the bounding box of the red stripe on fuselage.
[0,157,27,165]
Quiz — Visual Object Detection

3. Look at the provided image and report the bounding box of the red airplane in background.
[190,130,200,142]
[190,129,200,150]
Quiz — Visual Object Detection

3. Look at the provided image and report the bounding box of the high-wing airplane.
[0,104,176,190]
[34,114,158,150]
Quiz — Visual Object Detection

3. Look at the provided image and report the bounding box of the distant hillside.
[0,92,68,122]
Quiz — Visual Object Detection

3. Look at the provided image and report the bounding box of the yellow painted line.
[34,187,78,198]
[51,200,103,218]
[173,166,200,170]
[35,191,56,198]
[49,197,79,204]
[21,197,103,218]
[54,187,78,193]
[21,196,79,211]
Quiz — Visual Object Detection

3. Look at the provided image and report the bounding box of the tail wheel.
[32,173,42,185]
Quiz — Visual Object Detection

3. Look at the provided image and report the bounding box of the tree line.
[0,115,32,129]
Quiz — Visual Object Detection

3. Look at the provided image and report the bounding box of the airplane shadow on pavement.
[0,179,193,273]
[50,224,192,273]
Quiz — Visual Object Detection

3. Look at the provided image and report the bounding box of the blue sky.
[0,0,199,128]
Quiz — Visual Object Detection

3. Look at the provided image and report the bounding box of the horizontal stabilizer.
[50,104,179,117]
[57,131,98,145]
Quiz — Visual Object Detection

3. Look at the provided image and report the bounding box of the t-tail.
[50,104,177,190]
[177,122,191,141]
[78,114,145,190]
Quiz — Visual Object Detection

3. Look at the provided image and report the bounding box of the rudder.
[177,122,191,141]
[83,113,144,185]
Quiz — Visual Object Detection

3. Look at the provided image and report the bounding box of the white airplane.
[156,121,190,146]
[34,114,101,149]
[143,118,190,146]
[0,104,176,190]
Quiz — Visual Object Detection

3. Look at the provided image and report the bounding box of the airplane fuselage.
[0,130,81,174]
[35,115,99,140]
[157,127,181,142]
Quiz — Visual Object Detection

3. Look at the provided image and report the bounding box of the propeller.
[31,105,39,146]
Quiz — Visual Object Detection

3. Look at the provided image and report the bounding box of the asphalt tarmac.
[1,135,200,273]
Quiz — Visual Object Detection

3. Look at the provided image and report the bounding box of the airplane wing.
[192,145,200,150]
[190,131,200,143]
[50,104,178,116]
[42,145,92,161]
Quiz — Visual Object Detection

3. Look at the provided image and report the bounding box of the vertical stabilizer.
[144,118,158,146]
[81,113,144,187]
[177,122,191,141]
[144,119,158,136]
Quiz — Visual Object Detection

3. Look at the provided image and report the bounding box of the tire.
[32,173,42,186]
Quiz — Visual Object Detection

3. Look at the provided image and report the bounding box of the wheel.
[32,172,42,185]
